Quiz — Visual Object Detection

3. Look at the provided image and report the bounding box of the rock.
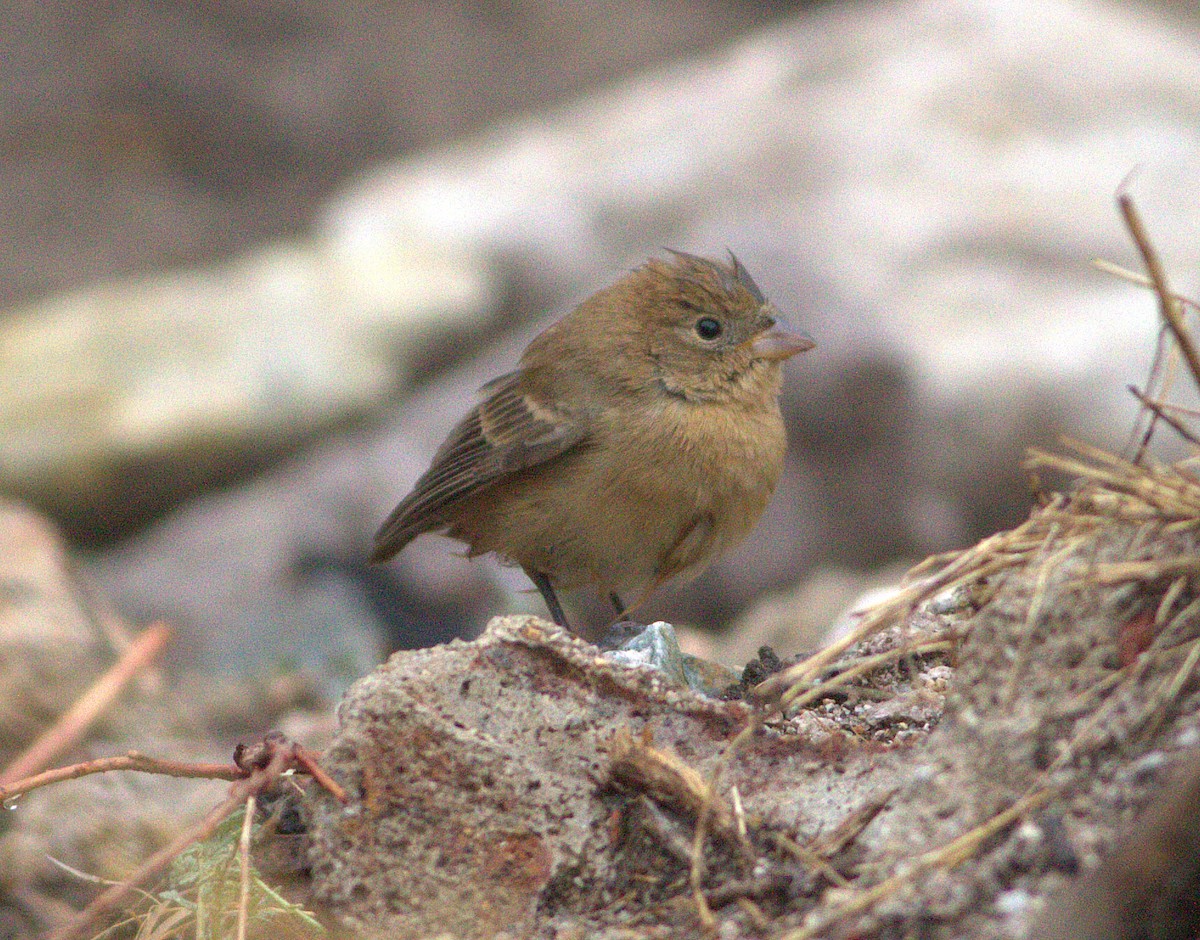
[0,500,128,763]
[295,463,1200,937]
[1028,751,1200,940]
[303,616,900,939]
[0,238,492,542]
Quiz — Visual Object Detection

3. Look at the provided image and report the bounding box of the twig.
[294,745,349,804]
[237,794,256,940]
[0,622,171,787]
[1128,385,1200,448]
[48,753,286,940]
[0,752,242,804]
[48,739,297,940]
[1119,192,1200,394]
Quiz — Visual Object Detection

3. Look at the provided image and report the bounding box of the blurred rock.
[1029,751,1200,940]
[0,1,786,308]
[85,427,496,676]
[0,499,129,763]
[1,237,492,542]
[90,0,1200,667]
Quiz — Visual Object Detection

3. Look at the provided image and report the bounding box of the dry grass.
[746,192,1200,937]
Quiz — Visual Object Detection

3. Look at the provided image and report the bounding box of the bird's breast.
[598,394,787,540]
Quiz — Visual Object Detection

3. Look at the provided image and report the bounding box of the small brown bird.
[371,251,814,631]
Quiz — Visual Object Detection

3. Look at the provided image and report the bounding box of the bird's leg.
[527,568,570,629]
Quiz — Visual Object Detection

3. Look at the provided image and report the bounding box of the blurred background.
[5,0,1200,681]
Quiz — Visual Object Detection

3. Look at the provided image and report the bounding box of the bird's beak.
[750,325,816,362]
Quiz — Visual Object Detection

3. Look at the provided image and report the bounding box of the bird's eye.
[694,317,723,340]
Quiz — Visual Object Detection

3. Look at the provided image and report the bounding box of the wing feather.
[371,371,586,561]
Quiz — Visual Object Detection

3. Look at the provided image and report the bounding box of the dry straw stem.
[1119,192,1200,391]
[754,522,1035,708]
[781,637,956,714]
[1025,440,1200,520]
[236,793,257,940]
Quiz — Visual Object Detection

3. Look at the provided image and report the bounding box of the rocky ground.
[8,426,1200,939]
[291,445,1200,938]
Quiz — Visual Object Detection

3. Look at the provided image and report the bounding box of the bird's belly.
[458,402,785,592]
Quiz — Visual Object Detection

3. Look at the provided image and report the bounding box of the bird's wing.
[371,371,588,561]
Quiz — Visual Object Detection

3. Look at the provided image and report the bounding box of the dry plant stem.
[608,729,736,839]
[0,752,243,803]
[687,711,775,932]
[294,745,349,803]
[810,790,896,859]
[48,744,295,940]
[770,831,849,888]
[690,814,716,934]
[0,621,171,787]
[730,785,748,845]
[1026,443,1200,517]
[1093,558,1200,584]
[758,525,1032,705]
[1129,386,1200,448]
[782,638,956,713]
[1091,258,1200,313]
[735,896,770,930]
[1141,637,1200,743]
[1155,576,1189,628]
[237,793,256,940]
[1119,193,1200,393]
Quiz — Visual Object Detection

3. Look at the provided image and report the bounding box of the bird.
[371,250,814,633]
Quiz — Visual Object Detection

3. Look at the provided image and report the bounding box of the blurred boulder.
[0,499,128,763]
[0,238,492,542]
[0,0,785,307]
